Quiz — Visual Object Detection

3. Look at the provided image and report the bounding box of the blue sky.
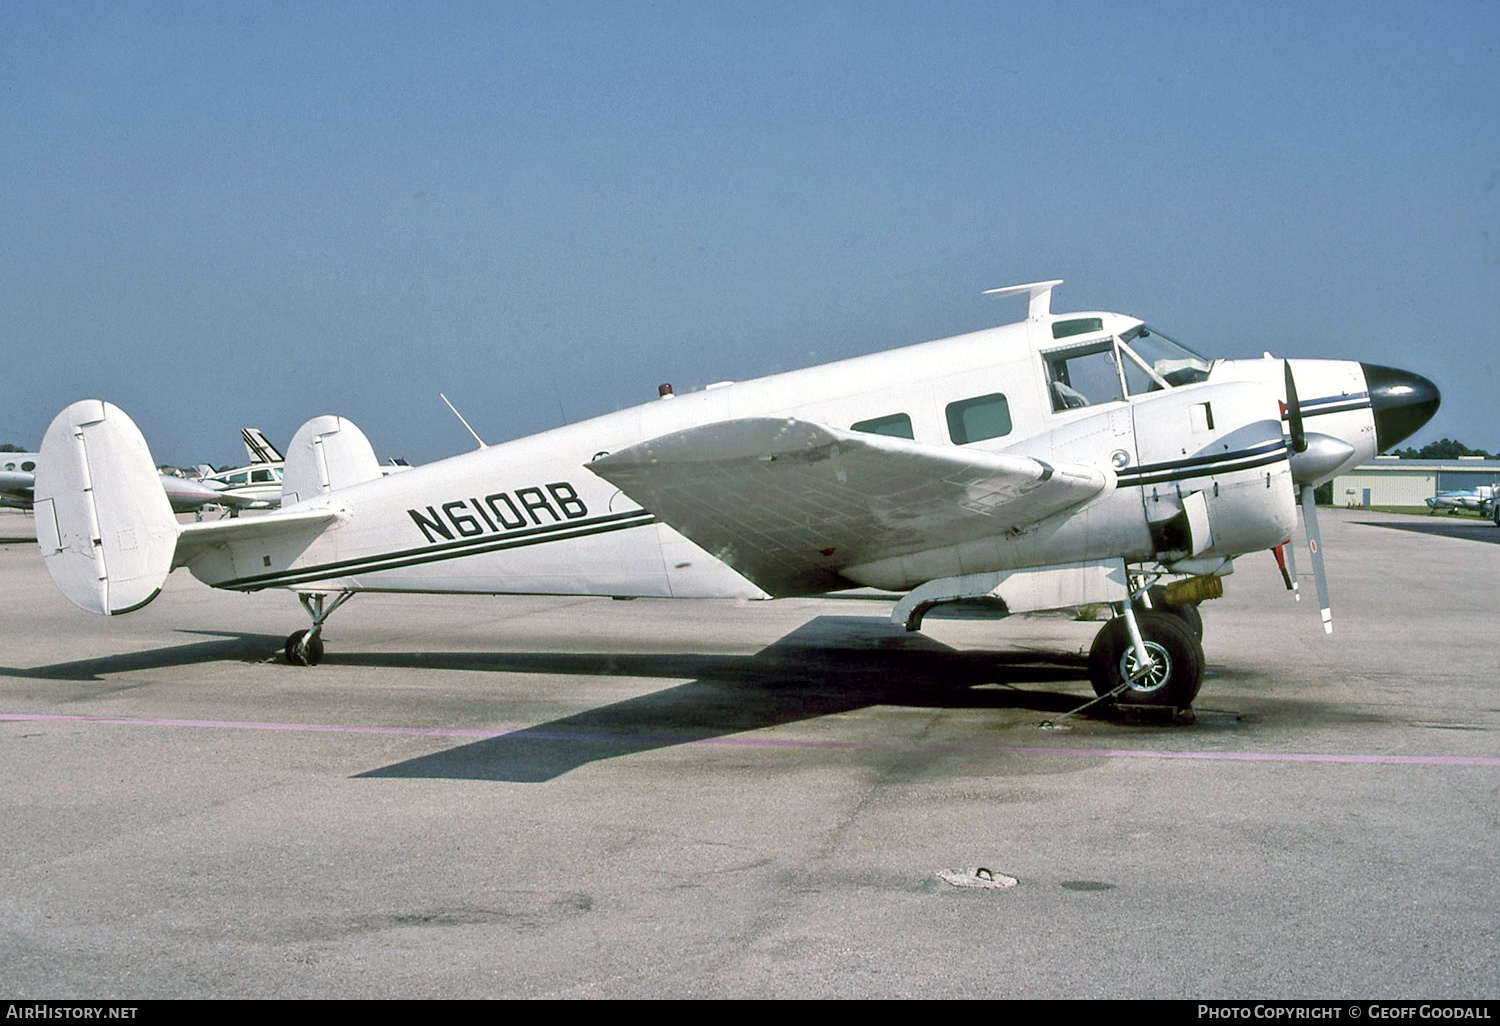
[2,1,1496,465]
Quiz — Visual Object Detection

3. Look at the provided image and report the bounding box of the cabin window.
[21,461,34,472]
[1044,341,1125,411]
[250,468,274,484]
[850,413,914,439]
[946,393,1012,444]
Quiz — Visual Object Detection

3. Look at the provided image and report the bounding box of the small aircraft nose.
[1361,363,1440,452]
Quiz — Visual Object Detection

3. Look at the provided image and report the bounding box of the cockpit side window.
[1044,340,1126,412]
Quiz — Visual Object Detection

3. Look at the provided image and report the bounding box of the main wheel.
[1146,585,1204,640]
[1088,610,1204,709]
[284,629,324,666]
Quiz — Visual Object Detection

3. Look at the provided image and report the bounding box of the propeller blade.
[1300,485,1332,634]
[1284,361,1308,454]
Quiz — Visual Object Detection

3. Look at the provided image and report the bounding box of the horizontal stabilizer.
[34,401,177,615]
[588,418,1109,596]
[281,416,382,505]
[173,507,340,570]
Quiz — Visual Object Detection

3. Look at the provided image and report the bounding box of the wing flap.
[587,418,1109,597]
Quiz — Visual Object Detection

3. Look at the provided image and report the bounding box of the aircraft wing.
[587,417,1111,596]
[0,470,35,498]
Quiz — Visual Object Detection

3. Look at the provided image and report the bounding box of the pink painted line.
[2,712,1497,766]
[1,712,501,739]
[1002,746,1500,767]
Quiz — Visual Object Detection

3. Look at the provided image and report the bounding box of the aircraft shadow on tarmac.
[355,616,1093,783]
[0,631,287,681]
[1353,519,1500,544]
[2,616,1099,782]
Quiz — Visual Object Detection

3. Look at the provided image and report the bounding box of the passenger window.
[21,461,34,472]
[1045,342,1125,411]
[946,394,1012,444]
[251,469,272,483]
[850,413,914,439]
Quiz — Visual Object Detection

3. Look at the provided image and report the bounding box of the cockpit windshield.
[1043,322,1215,413]
[1118,325,1213,388]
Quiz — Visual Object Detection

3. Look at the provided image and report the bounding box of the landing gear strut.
[284,590,353,666]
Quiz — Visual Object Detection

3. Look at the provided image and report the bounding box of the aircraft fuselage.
[178,312,1394,600]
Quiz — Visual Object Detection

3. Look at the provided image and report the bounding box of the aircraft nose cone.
[1361,363,1440,452]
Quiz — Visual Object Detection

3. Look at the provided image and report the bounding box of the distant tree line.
[0,443,28,453]
[1389,439,1497,460]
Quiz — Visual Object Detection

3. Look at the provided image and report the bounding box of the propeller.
[1283,360,1307,454]
[1280,360,1333,634]
[1301,478,1332,634]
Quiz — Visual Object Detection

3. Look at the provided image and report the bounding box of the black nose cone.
[1361,363,1440,452]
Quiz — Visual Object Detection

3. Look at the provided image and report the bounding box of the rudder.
[34,401,178,615]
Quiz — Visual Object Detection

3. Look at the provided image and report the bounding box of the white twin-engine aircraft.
[34,281,1438,713]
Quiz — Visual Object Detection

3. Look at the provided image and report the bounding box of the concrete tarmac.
[1,507,1496,999]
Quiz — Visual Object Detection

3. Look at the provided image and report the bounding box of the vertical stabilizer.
[34,401,178,615]
[242,427,285,465]
[280,415,382,505]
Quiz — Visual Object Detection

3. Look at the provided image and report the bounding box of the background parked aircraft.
[1424,486,1494,513]
[8,450,263,517]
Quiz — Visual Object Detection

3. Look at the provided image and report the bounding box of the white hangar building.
[1330,457,1500,508]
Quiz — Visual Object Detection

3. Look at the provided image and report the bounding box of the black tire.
[1147,585,1204,640]
[1088,610,1204,709]
[284,629,324,666]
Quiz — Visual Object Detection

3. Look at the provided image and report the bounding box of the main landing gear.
[1086,589,1206,711]
[284,590,353,666]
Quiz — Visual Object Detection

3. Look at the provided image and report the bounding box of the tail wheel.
[284,629,324,667]
[1089,610,1204,709]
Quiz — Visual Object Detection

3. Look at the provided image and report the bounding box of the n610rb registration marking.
[407,482,589,543]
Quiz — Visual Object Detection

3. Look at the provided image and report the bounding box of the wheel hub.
[1119,640,1173,694]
